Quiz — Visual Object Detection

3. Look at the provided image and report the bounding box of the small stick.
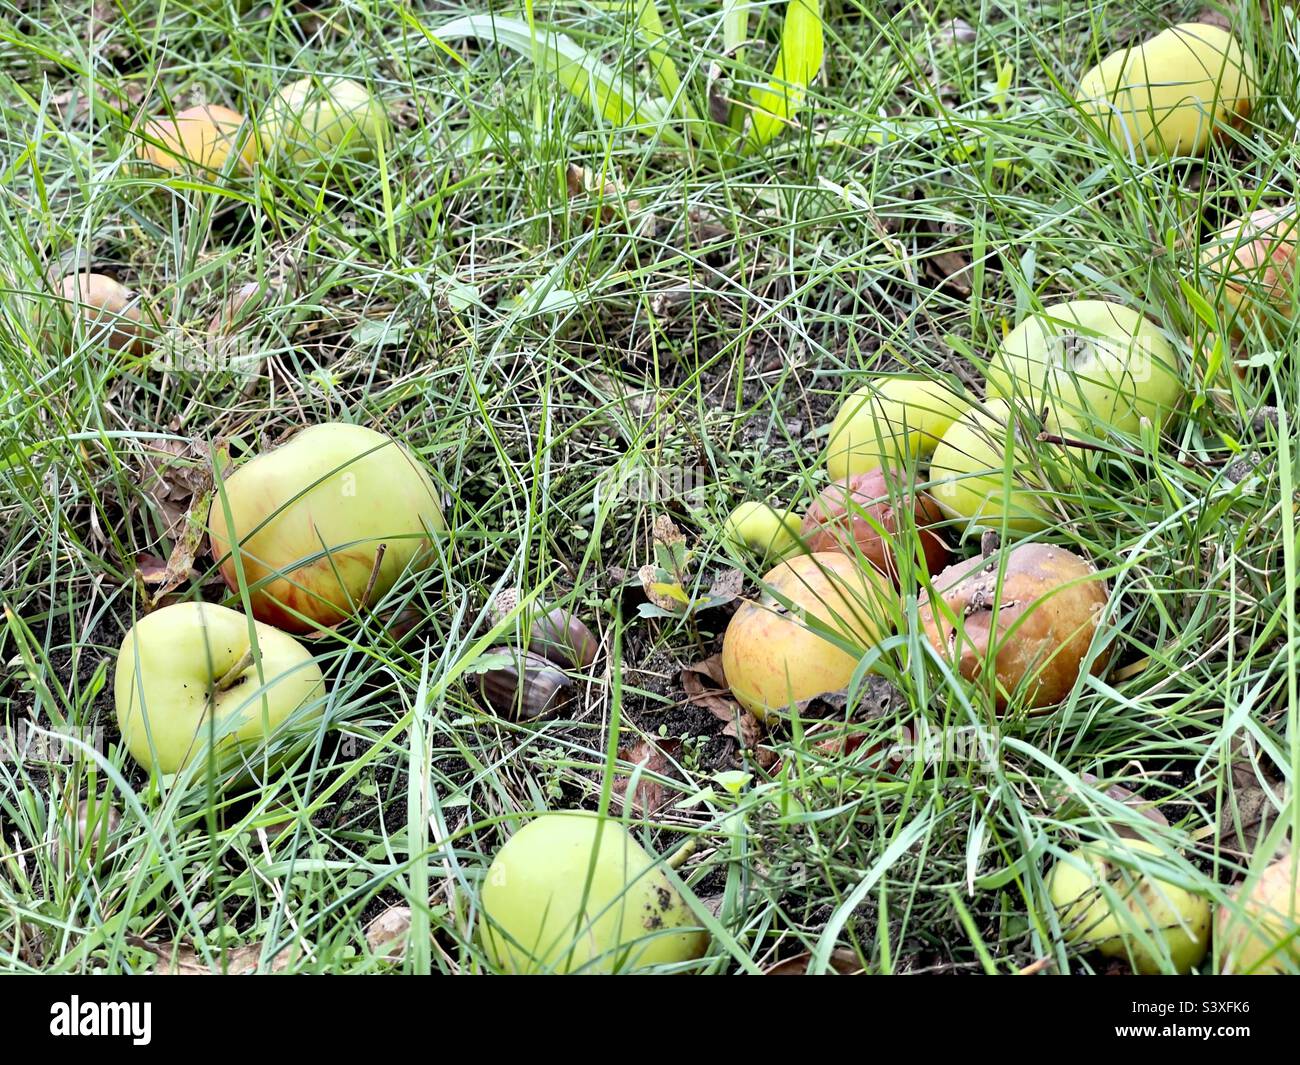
[360,543,387,610]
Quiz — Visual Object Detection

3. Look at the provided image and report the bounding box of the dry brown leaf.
[137,436,227,543]
[706,566,743,605]
[1078,773,1170,839]
[680,655,763,749]
[612,738,681,815]
[365,906,413,963]
[144,939,300,974]
[1219,734,1285,857]
[765,948,863,975]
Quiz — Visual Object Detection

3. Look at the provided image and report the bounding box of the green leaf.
[747,0,824,149]
[635,0,697,122]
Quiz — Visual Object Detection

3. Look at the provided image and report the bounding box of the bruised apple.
[799,468,951,583]
[56,273,149,355]
[824,376,969,480]
[919,543,1110,712]
[1218,857,1300,974]
[114,602,325,775]
[136,104,257,174]
[1075,23,1255,158]
[208,423,445,633]
[480,812,705,973]
[722,552,895,720]
[721,502,800,562]
[1202,206,1300,337]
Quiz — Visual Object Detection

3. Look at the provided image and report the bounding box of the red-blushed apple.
[114,601,325,775]
[208,422,445,633]
[1217,856,1300,974]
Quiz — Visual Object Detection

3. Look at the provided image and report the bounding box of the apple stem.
[666,837,697,870]
[360,543,387,610]
[215,648,254,693]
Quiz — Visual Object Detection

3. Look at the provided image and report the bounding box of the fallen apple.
[208,422,446,633]
[1202,206,1300,337]
[799,467,951,583]
[824,376,969,480]
[1075,22,1255,158]
[919,542,1110,711]
[1217,856,1300,974]
[1049,839,1212,974]
[927,399,1055,533]
[114,601,326,775]
[479,812,706,973]
[136,104,257,174]
[721,501,800,562]
[60,797,122,870]
[259,76,390,166]
[55,273,149,355]
[721,551,896,720]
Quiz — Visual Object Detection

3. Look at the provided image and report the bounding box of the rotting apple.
[1049,838,1212,974]
[55,273,149,355]
[927,399,1056,534]
[1217,856,1300,974]
[479,812,706,973]
[1201,206,1300,338]
[986,300,1183,439]
[824,376,969,480]
[919,542,1110,712]
[114,601,326,775]
[721,551,896,720]
[208,422,446,633]
[136,104,257,174]
[721,501,800,562]
[1075,22,1255,158]
[259,76,390,167]
[799,467,951,583]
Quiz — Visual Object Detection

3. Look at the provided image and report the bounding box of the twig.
[360,543,387,610]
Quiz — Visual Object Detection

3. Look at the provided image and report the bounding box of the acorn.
[490,590,598,670]
[477,646,573,721]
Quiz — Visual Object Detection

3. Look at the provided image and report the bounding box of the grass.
[0,0,1296,974]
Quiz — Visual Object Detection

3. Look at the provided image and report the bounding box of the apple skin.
[56,273,148,355]
[208,423,445,633]
[1202,207,1300,338]
[479,812,706,973]
[114,602,325,775]
[824,377,969,480]
[928,399,1054,534]
[1076,23,1254,158]
[1049,839,1211,975]
[721,502,800,562]
[1217,857,1300,974]
[136,104,257,174]
[986,300,1182,439]
[721,552,895,720]
[260,77,390,166]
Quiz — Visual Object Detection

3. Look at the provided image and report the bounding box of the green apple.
[208,423,445,633]
[986,300,1183,438]
[260,76,390,166]
[1049,839,1211,975]
[479,812,706,973]
[824,376,969,480]
[114,602,326,775]
[720,502,800,561]
[927,399,1054,533]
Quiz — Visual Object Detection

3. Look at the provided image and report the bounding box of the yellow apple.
[721,552,895,720]
[1049,839,1211,974]
[985,300,1183,439]
[927,399,1054,533]
[136,104,257,174]
[1076,22,1255,158]
[1218,857,1300,974]
[720,502,800,561]
[114,602,326,775]
[208,423,445,633]
[479,812,706,973]
[824,376,969,480]
[259,76,390,166]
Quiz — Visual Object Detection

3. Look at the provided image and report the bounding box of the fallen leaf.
[136,436,228,543]
[765,949,863,975]
[365,906,413,963]
[139,938,300,974]
[680,654,764,749]
[705,566,743,605]
[612,738,681,815]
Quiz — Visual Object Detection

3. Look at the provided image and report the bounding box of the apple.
[986,300,1182,440]
[208,423,446,633]
[927,399,1055,533]
[1217,856,1300,974]
[479,812,706,973]
[114,601,326,775]
[799,467,951,583]
[919,542,1110,712]
[1075,23,1255,158]
[1202,206,1300,337]
[136,104,257,174]
[55,273,149,355]
[1049,839,1211,974]
[720,502,800,562]
[721,551,896,720]
[824,376,969,480]
[259,77,390,166]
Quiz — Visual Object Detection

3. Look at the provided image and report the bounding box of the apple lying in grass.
[259,77,390,166]
[479,812,706,973]
[721,501,800,562]
[114,601,326,775]
[1075,22,1255,158]
[1202,206,1300,338]
[55,273,149,355]
[722,552,895,720]
[1217,856,1300,974]
[208,423,445,633]
[136,104,257,174]
[799,467,951,583]
[824,376,969,480]
[985,300,1182,439]
[1049,839,1212,974]
[919,542,1110,712]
